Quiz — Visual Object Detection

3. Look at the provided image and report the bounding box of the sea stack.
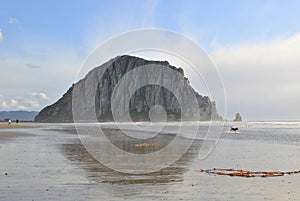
[233,113,242,122]
[35,55,222,123]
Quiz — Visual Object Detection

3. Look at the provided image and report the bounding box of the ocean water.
[0,122,299,201]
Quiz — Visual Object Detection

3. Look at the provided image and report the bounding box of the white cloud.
[1,101,8,108]
[9,17,18,24]
[0,99,26,110]
[32,92,51,101]
[0,92,52,111]
[0,29,3,42]
[10,99,18,107]
[212,33,300,68]
[211,32,300,120]
[23,99,39,108]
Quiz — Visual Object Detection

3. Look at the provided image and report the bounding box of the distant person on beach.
[8,119,12,125]
[16,119,19,124]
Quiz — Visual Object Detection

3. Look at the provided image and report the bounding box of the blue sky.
[1,0,300,120]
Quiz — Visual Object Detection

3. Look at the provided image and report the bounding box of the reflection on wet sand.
[62,128,202,185]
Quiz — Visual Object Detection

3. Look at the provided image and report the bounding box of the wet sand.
[0,122,37,129]
[0,132,32,140]
[0,123,299,201]
[0,123,36,140]
[62,135,202,185]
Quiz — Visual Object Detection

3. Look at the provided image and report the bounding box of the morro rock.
[35,55,222,123]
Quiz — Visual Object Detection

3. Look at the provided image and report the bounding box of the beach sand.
[0,123,299,201]
[0,131,32,140]
[0,122,37,129]
[0,122,36,141]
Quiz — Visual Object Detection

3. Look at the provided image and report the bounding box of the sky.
[1,0,300,121]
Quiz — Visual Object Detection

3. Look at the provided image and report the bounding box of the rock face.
[35,55,222,123]
[35,86,73,123]
[233,113,242,122]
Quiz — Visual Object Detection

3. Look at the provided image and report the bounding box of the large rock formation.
[35,55,222,123]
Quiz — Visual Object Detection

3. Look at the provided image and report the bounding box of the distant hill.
[0,110,38,122]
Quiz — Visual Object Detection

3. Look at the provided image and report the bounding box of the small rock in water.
[233,113,242,122]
